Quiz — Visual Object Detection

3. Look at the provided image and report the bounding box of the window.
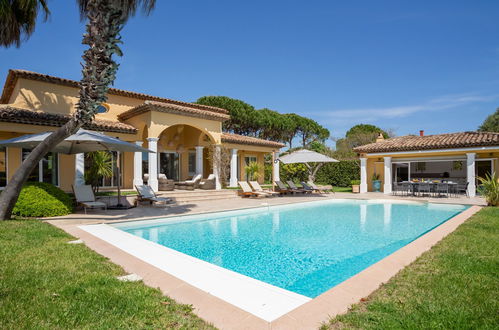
[244,156,257,166]
[22,149,58,185]
[96,103,109,114]
[188,151,196,176]
[0,147,6,187]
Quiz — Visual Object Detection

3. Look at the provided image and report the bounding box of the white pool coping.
[79,223,311,322]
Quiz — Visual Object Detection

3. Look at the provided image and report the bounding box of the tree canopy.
[334,124,392,160]
[478,108,499,132]
[345,124,389,139]
[195,96,329,148]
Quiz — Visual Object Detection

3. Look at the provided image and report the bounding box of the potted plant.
[351,180,361,193]
[372,173,381,192]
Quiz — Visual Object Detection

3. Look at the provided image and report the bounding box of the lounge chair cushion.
[136,185,156,198]
[74,185,97,202]
[82,201,107,208]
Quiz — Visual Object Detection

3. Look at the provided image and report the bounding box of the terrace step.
[157,189,239,203]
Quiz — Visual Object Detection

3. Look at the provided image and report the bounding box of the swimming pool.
[113,199,467,298]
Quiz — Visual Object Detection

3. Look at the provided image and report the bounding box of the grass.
[324,207,499,330]
[332,186,352,193]
[0,220,213,329]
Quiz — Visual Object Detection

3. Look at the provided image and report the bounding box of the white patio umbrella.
[0,129,153,209]
[278,149,339,182]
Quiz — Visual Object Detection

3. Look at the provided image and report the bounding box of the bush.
[12,182,73,217]
[280,160,360,187]
[315,160,360,187]
[280,163,308,183]
[351,180,361,185]
[477,174,499,206]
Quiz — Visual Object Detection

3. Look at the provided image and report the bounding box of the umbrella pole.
[116,151,122,207]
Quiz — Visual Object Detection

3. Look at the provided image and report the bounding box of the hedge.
[280,160,360,187]
[11,182,73,218]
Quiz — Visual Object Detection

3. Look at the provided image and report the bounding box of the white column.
[467,153,476,197]
[360,157,368,193]
[133,141,143,187]
[195,146,204,177]
[273,151,280,183]
[383,156,392,194]
[213,145,222,190]
[229,148,238,187]
[74,153,85,186]
[147,137,159,192]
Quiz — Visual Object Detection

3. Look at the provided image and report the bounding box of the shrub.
[314,160,360,187]
[280,163,308,183]
[477,174,499,206]
[351,180,361,185]
[12,182,73,217]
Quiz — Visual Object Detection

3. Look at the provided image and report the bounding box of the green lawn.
[324,207,499,329]
[332,186,352,193]
[1,208,496,329]
[0,220,213,329]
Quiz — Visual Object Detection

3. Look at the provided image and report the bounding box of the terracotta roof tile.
[221,133,285,148]
[118,100,230,122]
[354,131,499,154]
[0,106,137,134]
[0,69,228,115]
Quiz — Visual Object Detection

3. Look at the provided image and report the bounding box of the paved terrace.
[46,192,486,226]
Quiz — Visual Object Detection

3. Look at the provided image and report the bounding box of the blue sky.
[1,0,498,144]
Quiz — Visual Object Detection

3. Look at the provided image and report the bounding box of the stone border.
[51,204,481,330]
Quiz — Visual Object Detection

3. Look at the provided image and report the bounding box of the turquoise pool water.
[116,199,467,298]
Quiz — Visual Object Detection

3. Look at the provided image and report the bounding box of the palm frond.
[0,0,51,48]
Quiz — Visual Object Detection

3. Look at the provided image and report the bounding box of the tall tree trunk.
[0,0,125,220]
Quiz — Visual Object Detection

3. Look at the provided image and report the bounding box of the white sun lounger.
[73,185,107,214]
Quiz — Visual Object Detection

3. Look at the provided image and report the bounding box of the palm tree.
[0,0,155,219]
[0,0,50,48]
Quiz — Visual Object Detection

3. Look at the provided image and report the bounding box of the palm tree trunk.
[0,0,125,220]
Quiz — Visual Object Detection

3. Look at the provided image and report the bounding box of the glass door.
[392,162,410,182]
[476,160,493,182]
[159,152,179,181]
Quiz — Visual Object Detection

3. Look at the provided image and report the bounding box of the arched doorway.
[156,124,214,181]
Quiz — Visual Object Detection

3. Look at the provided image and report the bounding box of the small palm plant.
[84,151,113,193]
[245,161,262,182]
[477,174,499,206]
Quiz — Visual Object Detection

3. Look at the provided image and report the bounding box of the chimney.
[419,130,425,137]
[376,133,385,143]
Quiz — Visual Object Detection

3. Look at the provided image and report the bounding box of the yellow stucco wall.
[1,78,280,191]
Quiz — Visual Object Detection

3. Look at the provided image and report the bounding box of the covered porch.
[355,132,499,198]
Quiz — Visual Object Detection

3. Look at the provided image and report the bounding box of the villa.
[354,131,499,197]
[0,69,284,192]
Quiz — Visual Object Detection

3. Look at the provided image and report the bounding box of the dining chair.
[417,183,431,197]
[435,183,449,198]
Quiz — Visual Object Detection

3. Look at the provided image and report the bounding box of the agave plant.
[477,173,499,206]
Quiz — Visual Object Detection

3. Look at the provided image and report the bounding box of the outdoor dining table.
[400,181,458,196]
